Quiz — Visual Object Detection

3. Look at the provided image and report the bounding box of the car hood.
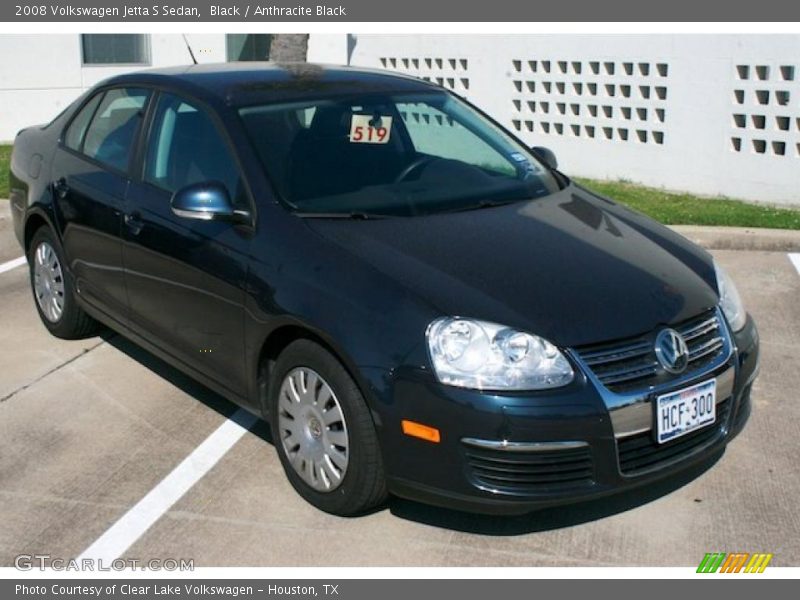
[303,185,719,347]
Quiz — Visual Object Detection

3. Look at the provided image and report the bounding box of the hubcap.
[33,241,65,323]
[277,367,349,492]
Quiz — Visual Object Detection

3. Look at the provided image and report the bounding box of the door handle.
[53,178,69,199]
[124,212,144,235]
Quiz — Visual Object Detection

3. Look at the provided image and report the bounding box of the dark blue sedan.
[9,63,759,515]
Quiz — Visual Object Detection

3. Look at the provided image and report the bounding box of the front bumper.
[366,313,759,515]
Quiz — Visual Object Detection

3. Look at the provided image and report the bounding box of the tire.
[28,226,99,339]
[268,339,387,516]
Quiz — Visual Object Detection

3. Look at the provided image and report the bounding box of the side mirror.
[170,181,248,223]
[531,146,558,170]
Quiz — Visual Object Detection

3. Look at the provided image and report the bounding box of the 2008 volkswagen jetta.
[9,63,759,515]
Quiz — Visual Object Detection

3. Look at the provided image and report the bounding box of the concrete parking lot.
[1,201,799,568]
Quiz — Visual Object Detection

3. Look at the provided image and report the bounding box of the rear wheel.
[28,227,98,339]
[269,340,387,515]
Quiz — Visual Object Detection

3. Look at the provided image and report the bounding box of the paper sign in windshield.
[349,114,392,144]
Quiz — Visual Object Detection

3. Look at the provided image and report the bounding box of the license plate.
[656,379,716,444]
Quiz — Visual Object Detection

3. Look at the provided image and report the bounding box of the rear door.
[123,91,254,398]
[52,87,150,325]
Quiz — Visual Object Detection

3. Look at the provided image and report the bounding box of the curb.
[669,225,800,253]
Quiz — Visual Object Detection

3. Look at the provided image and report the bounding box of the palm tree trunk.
[269,34,309,62]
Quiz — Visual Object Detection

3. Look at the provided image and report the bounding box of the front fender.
[242,210,439,415]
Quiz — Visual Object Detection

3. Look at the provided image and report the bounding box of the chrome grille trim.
[461,438,588,452]
[463,442,595,494]
[568,307,735,439]
[596,362,658,386]
[689,337,724,361]
[580,340,651,365]
[572,308,730,393]
[617,397,732,475]
[681,316,719,341]
[609,365,735,439]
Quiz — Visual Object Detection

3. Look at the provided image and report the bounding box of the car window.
[144,93,246,208]
[239,92,559,216]
[82,88,149,172]
[64,93,103,152]
[397,102,517,177]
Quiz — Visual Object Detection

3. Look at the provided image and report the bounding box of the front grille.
[464,444,594,494]
[575,310,727,393]
[617,397,731,475]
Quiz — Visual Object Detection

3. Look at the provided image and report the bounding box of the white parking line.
[0,256,26,275]
[78,408,258,563]
[789,253,800,277]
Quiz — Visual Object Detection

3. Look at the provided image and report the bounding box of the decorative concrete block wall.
[335,34,800,205]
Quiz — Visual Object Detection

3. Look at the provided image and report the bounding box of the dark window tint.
[239,92,560,216]
[82,88,149,172]
[64,93,103,151]
[226,34,271,61]
[144,93,245,207]
[82,34,150,65]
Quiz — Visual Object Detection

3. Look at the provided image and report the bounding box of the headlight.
[426,317,574,391]
[714,261,746,331]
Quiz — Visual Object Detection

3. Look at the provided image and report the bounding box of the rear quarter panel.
[9,115,72,250]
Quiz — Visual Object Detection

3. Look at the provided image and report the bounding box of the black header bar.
[4,0,800,22]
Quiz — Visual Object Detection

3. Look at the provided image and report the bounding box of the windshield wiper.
[436,199,523,214]
[295,211,385,220]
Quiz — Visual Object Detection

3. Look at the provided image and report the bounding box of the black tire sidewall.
[268,340,385,516]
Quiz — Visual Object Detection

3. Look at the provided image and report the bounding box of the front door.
[123,92,253,398]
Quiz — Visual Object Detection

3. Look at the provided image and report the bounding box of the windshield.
[239,91,561,217]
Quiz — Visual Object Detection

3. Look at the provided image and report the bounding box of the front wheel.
[268,340,387,516]
[28,227,98,339]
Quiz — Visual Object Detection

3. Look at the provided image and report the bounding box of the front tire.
[268,340,387,516]
[28,227,98,339]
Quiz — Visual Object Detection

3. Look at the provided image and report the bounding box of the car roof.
[104,62,442,108]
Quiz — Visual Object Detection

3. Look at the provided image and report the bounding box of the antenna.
[182,34,198,65]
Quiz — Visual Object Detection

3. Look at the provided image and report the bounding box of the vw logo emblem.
[654,328,689,374]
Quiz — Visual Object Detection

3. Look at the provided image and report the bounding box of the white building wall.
[1,34,798,205]
[334,34,800,205]
[0,34,227,141]
[307,34,350,65]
